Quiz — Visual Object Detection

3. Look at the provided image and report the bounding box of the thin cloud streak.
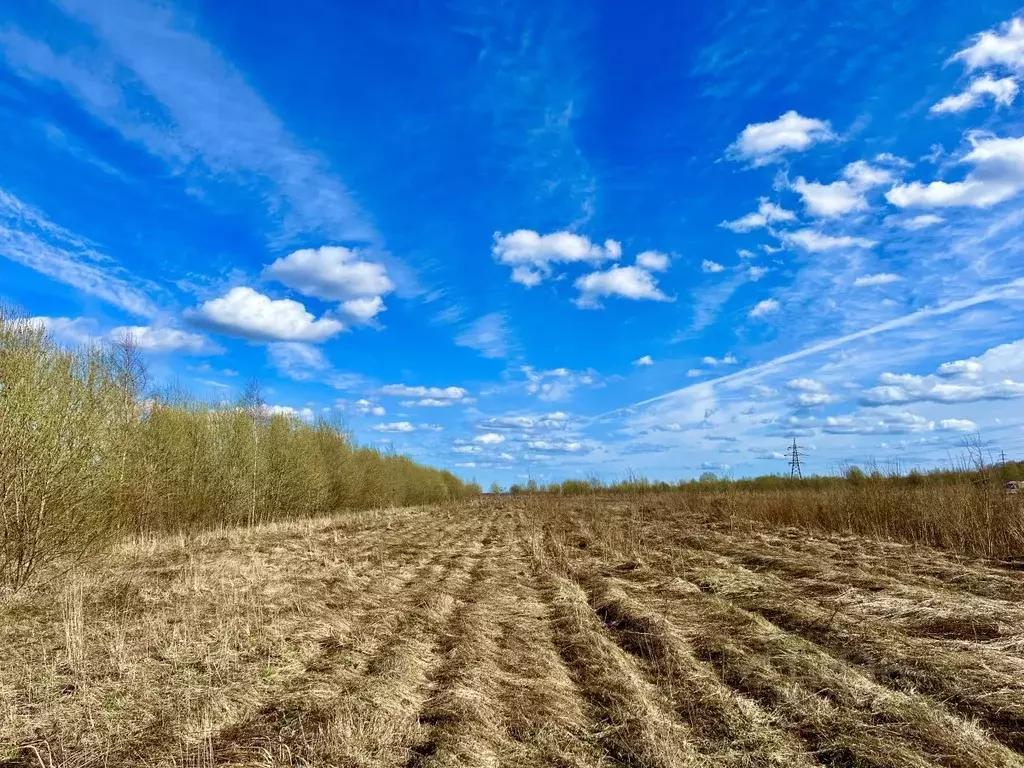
[0,188,159,318]
[597,278,1024,420]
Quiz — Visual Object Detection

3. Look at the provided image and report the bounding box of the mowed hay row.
[494,542,613,768]
[687,522,1024,606]
[615,572,1024,768]
[398,538,515,768]
[627,520,1024,655]
[524,500,1022,766]
[6,497,1024,768]
[651,549,1024,753]
[541,571,702,768]
[0,509,480,767]
[315,527,495,767]
[576,573,819,768]
[212,517,491,766]
[399,531,564,768]
[413,506,614,768]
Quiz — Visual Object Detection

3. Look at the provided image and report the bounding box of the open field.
[3,494,1024,767]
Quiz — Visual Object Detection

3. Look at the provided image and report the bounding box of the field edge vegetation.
[0,309,479,591]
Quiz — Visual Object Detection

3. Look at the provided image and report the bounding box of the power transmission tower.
[788,438,804,479]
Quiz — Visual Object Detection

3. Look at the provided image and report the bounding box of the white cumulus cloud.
[633,355,654,366]
[635,250,670,271]
[187,287,345,342]
[264,246,393,318]
[791,178,867,218]
[842,160,897,188]
[749,298,780,318]
[819,411,936,435]
[951,16,1024,72]
[113,325,221,354]
[931,75,1018,114]
[702,354,738,366]
[264,405,315,421]
[861,372,1024,405]
[937,359,983,379]
[492,230,621,286]
[574,265,671,308]
[899,214,945,230]
[886,134,1024,209]
[30,317,221,355]
[381,384,468,401]
[373,421,442,434]
[720,198,797,232]
[939,418,979,431]
[787,377,825,392]
[523,366,597,401]
[339,296,386,324]
[790,160,894,218]
[781,229,877,252]
[347,398,386,417]
[526,439,586,453]
[727,111,836,166]
[373,421,416,433]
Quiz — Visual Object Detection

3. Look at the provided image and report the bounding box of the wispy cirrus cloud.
[0,0,377,248]
[454,1,597,225]
[28,315,220,354]
[0,188,160,317]
[455,312,512,359]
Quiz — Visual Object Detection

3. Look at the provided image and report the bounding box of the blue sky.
[2,0,1024,486]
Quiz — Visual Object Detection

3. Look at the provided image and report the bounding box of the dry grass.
[2,496,1024,767]
[703,484,1024,559]
[542,471,1024,559]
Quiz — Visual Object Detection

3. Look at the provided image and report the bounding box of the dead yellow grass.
[2,496,1024,767]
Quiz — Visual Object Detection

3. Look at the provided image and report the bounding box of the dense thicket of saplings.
[0,310,479,590]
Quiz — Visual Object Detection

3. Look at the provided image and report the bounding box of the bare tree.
[238,378,266,527]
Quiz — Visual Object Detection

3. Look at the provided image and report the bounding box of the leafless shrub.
[0,309,478,591]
